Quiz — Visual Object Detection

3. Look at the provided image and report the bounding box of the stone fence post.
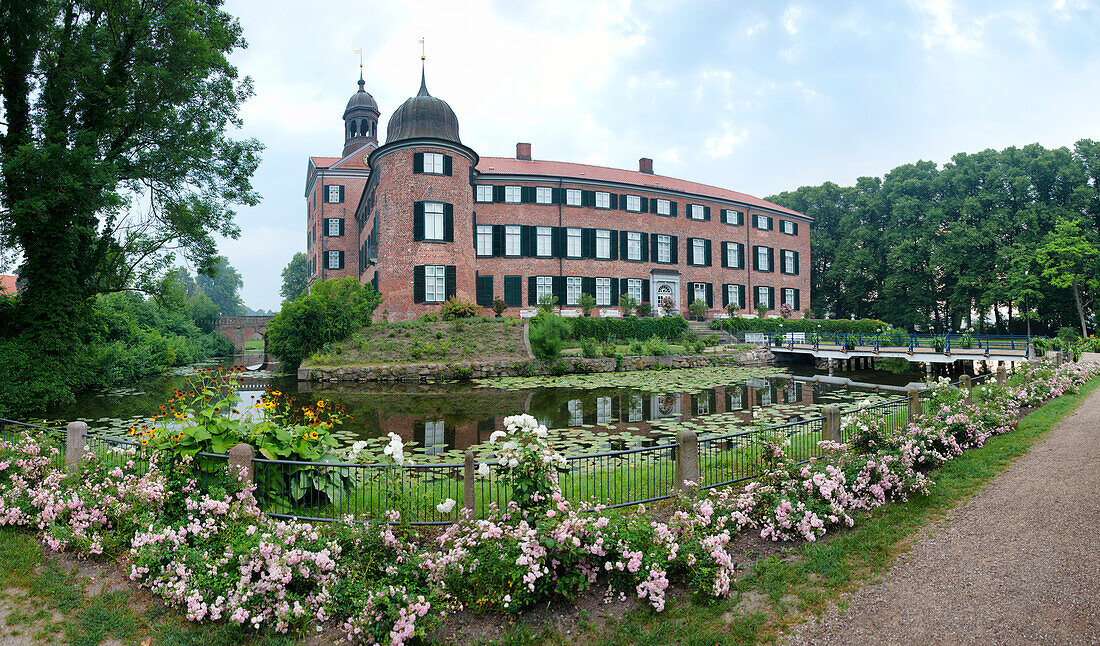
[959,374,972,404]
[1052,351,1063,367]
[463,451,476,513]
[907,386,922,420]
[228,443,255,485]
[65,421,87,473]
[821,405,841,443]
[675,428,699,491]
[997,365,1007,384]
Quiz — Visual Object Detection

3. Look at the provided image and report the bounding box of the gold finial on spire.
[354,49,364,82]
[419,37,426,62]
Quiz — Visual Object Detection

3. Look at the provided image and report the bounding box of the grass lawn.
[575,374,1100,645]
[305,317,528,366]
[243,339,264,351]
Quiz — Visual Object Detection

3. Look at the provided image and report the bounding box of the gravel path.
[785,382,1100,646]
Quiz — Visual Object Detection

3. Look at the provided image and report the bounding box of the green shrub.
[704,333,719,346]
[580,337,600,358]
[419,312,439,323]
[528,312,569,361]
[635,301,651,317]
[600,340,617,357]
[643,335,669,356]
[537,294,558,314]
[689,299,707,319]
[619,294,638,317]
[266,277,383,371]
[1056,327,1081,345]
[578,293,596,317]
[568,316,687,342]
[441,297,478,320]
[628,339,644,355]
[492,299,507,317]
[720,317,891,335]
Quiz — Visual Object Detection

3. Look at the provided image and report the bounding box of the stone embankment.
[298,347,771,383]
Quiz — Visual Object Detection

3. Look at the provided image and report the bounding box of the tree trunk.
[1072,277,1088,337]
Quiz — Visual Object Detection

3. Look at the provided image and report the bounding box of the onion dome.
[385,67,461,144]
[343,76,379,119]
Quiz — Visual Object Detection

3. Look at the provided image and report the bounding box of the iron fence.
[560,443,678,510]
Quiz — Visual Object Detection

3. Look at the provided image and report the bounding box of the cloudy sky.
[219,0,1099,311]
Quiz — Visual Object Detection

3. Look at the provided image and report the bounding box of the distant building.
[305,68,810,321]
[0,275,17,296]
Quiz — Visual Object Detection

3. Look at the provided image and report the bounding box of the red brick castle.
[305,67,810,322]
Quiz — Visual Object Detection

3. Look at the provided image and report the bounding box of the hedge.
[569,316,689,341]
[715,317,890,334]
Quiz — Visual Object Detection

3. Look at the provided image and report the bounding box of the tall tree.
[195,256,245,317]
[280,252,308,302]
[1036,218,1099,337]
[0,0,261,402]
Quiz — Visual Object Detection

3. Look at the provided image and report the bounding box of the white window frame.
[327,185,341,203]
[724,209,743,225]
[626,232,642,261]
[505,186,521,204]
[628,395,643,422]
[625,195,641,212]
[595,191,611,209]
[596,396,612,425]
[566,276,582,306]
[689,204,705,220]
[423,202,444,241]
[536,226,552,257]
[536,276,553,303]
[475,185,493,202]
[595,229,611,259]
[692,238,705,265]
[626,278,642,303]
[327,218,340,236]
[423,152,444,174]
[566,228,582,258]
[535,187,552,204]
[504,225,521,256]
[725,242,742,269]
[726,284,741,308]
[565,189,581,206]
[657,235,671,263]
[757,246,769,270]
[783,250,795,274]
[422,419,445,456]
[781,220,796,235]
[568,400,583,426]
[693,282,707,304]
[596,278,611,306]
[783,288,797,308]
[756,286,771,308]
[655,199,671,216]
[327,250,340,269]
[425,265,446,303]
[476,225,492,256]
[754,213,770,230]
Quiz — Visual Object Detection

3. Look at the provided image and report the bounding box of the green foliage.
[441,296,479,320]
[280,252,309,302]
[1056,327,1081,344]
[578,293,596,317]
[601,340,617,358]
[635,301,652,317]
[492,298,508,316]
[689,298,708,319]
[186,293,220,334]
[528,312,570,361]
[537,293,559,314]
[619,294,638,317]
[265,277,382,370]
[568,315,688,342]
[195,256,246,317]
[642,335,670,356]
[580,337,600,358]
[719,317,890,335]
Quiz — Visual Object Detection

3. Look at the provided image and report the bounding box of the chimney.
[639,157,654,174]
[516,142,532,161]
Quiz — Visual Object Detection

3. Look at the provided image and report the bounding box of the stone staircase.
[687,320,737,345]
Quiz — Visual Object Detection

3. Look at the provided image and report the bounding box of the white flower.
[350,440,369,452]
[476,463,490,477]
[436,498,456,513]
[489,430,507,444]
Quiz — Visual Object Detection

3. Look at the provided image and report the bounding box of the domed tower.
[366,66,479,320]
[342,73,380,158]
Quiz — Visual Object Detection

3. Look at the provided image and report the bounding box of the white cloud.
[909,0,983,53]
[782,5,803,35]
[704,124,749,159]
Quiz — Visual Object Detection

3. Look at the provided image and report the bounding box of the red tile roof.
[310,156,340,168]
[0,275,16,295]
[475,157,806,219]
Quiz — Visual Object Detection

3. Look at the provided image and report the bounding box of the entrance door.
[652,275,680,315]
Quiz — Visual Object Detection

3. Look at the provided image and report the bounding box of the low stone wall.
[298,347,772,383]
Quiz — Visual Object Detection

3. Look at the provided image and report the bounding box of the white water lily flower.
[436,498,456,513]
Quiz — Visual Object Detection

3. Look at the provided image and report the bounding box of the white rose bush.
[0,360,1093,644]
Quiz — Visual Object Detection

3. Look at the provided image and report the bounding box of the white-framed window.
[693,282,707,303]
[536,187,552,204]
[327,250,340,269]
[595,229,611,259]
[596,278,611,306]
[327,218,340,236]
[536,227,552,257]
[756,285,771,308]
[626,232,642,261]
[423,152,444,174]
[566,228,581,258]
[783,288,797,307]
[505,225,521,256]
[566,276,582,306]
[689,204,705,220]
[476,225,492,256]
[628,395,643,422]
[425,265,445,302]
[781,220,796,235]
[757,246,769,270]
[655,199,671,216]
[696,395,710,416]
[475,185,493,202]
[595,191,611,209]
[596,397,612,425]
[424,202,444,241]
[657,235,671,263]
[505,186,521,203]
[423,419,445,455]
[565,189,582,206]
[725,242,742,268]
[568,400,583,426]
[625,195,641,212]
[754,213,771,230]
[692,238,705,265]
[626,278,643,303]
[726,284,742,308]
[783,250,796,274]
[536,276,553,303]
[723,209,743,225]
[327,185,341,203]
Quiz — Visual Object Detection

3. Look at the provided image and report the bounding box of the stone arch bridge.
[215,316,274,353]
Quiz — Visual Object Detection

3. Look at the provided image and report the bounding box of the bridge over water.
[215,315,274,353]
[763,332,1035,370]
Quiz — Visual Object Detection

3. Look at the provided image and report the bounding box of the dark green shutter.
[641,197,649,213]
[476,275,493,307]
[670,236,678,264]
[413,202,425,241]
[552,276,565,305]
[445,266,456,300]
[609,194,618,209]
[640,232,649,262]
[521,226,534,257]
[582,229,595,259]
[705,283,713,308]
[650,233,658,260]
[339,185,345,202]
[520,187,532,203]
[493,186,504,202]
[338,219,345,236]
[794,289,801,310]
[704,239,712,266]
[704,206,711,221]
[610,279,619,306]
[504,276,521,307]
[670,201,678,217]
[413,266,425,303]
[737,244,744,269]
[641,279,651,302]
[443,204,453,242]
[792,222,798,235]
[582,277,596,297]
[528,276,537,306]
[552,227,564,257]
[443,155,452,176]
[722,243,729,268]
[620,231,629,258]
[768,248,774,272]
[722,284,730,307]
[492,225,504,256]
[794,251,800,275]
[583,190,595,207]
[337,251,344,270]
[413,152,424,173]
[608,230,618,260]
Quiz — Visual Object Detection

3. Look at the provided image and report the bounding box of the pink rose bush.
[0,361,1093,645]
